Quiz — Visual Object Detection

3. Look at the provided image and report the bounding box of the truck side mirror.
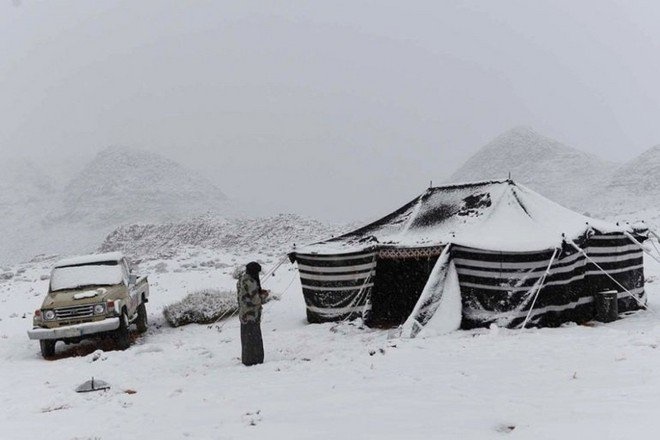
[129,274,138,285]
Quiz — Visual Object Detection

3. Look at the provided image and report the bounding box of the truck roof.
[54,252,125,269]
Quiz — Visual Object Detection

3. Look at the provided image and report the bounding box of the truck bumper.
[27,317,121,340]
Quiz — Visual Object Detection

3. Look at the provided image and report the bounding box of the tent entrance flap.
[367,252,440,327]
[402,246,462,338]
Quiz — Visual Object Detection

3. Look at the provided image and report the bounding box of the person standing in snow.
[237,261,269,366]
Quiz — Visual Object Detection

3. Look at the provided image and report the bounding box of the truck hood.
[42,284,123,308]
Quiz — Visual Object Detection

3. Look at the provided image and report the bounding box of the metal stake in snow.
[75,377,110,393]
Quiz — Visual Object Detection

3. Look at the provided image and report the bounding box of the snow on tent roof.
[298,180,622,253]
[54,252,125,268]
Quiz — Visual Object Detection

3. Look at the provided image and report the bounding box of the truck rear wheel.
[40,340,56,358]
[115,310,131,350]
[136,303,148,334]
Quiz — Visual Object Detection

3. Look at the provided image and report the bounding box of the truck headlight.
[93,304,106,315]
[43,310,55,320]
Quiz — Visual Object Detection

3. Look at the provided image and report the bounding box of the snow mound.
[163,289,238,327]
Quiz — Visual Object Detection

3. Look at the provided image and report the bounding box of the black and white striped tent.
[289,180,647,330]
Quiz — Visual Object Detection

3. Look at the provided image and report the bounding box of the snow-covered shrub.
[154,262,168,273]
[163,289,238,327]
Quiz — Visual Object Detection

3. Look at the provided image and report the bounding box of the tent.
[288,180,647,332]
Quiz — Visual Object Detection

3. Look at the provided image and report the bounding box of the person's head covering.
[246,262,262,287]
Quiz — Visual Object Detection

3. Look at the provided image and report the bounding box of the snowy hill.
[587,145,660,219]
[98,213,348,261]
[60,146,234,228]
[449,127,618,210]
[0,147,242,265]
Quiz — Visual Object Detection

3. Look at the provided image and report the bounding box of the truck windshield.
[50,262,125,292]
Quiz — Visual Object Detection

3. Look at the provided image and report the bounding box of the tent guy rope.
[209,254,291,329]
[520,247,560,330]
[623,231,660,265]
[567,240,649,311]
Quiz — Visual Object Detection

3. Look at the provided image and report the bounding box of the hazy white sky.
[2,1,660,221]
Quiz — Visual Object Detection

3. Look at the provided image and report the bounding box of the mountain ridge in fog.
[448,126,620,212]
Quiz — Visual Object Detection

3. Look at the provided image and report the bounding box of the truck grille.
[54,304,95,320]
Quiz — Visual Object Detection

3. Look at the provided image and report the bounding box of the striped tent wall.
[584,233,645,312]
[296,250,377,323]
[455,232,645,329]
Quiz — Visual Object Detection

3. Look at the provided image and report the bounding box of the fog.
[2,1,660,221]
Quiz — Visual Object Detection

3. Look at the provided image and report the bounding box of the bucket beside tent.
[583,233,645,312]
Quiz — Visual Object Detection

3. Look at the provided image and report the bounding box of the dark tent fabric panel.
[368,254,439,327]
[454,245,589,329]
[454,232,645,329]
[583,233,645,314]
[296,251,376,323]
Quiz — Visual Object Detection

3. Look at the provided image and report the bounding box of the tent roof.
[298,180,622,254]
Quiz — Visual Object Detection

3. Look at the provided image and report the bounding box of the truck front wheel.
[136,303,148,334]
[40,340,56,358]
[114,310,131,350]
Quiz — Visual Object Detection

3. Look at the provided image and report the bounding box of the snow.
[416,260,462,338]
[54,252,124,268]
[99,214,348,262]
[3,244,660,439]
[163,289,238,327]
[72,290,104,300]
[50,264,124,292]
[299,180,623,254]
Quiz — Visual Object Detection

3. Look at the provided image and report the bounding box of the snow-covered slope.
[60,146,234,227]
[587,145,660,219]
[449,127,617,210]
[99,214,348,261]
[3,242,660,439]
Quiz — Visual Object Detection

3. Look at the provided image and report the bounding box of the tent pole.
[567,240,649,311]
[520,247,559,330]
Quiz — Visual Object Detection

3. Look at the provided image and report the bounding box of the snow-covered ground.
[3,250,660,439]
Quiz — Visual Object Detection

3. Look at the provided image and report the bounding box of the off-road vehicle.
[28,252,149,358]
